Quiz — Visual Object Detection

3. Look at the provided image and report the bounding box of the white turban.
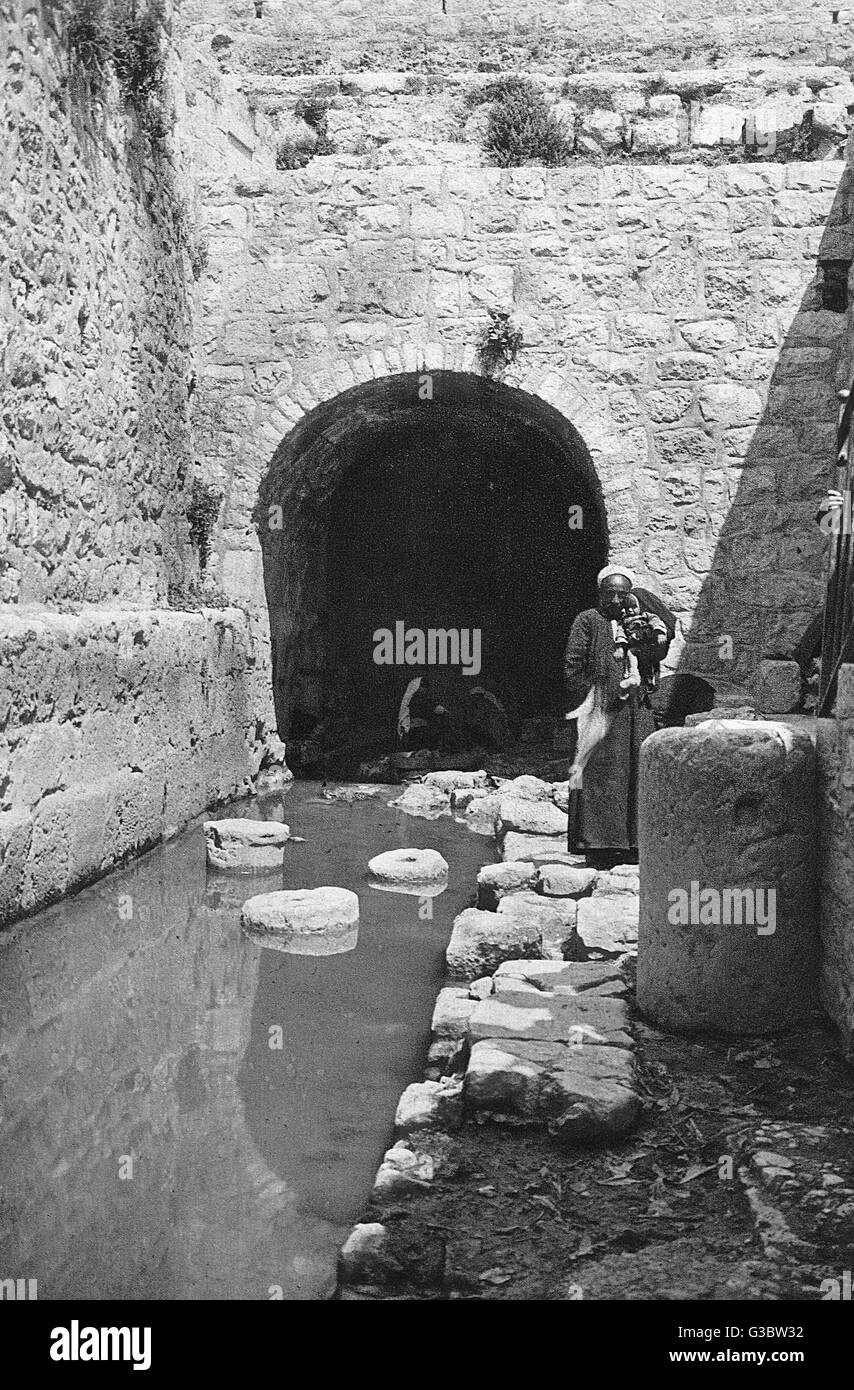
[597,563,636,588]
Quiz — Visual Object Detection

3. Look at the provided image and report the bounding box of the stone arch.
[254,369,616,744]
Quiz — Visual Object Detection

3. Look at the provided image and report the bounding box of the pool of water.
[0,781,494,1300]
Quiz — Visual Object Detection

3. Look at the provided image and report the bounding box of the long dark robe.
[563,607,665,853]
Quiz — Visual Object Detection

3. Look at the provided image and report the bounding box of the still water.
[0,781,493,1300]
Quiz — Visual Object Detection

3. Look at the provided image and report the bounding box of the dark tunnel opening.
[257,372,609,773]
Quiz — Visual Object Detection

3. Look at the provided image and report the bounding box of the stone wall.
[196,154,851,686]
[817,664,854,1055]
[185,0,854,74]
[0,606,284,928]
[0,4,283,927]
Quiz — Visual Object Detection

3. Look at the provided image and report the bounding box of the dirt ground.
[339,971,854,1301]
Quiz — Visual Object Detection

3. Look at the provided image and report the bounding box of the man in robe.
[563,565,671,867]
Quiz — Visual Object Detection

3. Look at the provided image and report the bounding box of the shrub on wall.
[187,478,222,572]
[478,309,524,376]
[474,76,572,167]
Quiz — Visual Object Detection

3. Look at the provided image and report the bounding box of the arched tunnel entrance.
[256,372,608,771]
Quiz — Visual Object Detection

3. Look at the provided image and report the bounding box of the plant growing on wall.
[471,76,571,167]
[478,309,524,376]
[65,0,167,120]
[186,479,222,572]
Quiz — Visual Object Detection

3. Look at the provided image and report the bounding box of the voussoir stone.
[241,886,359,950]
[368,847,448,885]
[204,817,290,871]
[446,907,541,981]
[637,721,820,1034]
[498,796,568,837]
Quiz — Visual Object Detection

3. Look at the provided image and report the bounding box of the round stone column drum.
[637,720,819,1034]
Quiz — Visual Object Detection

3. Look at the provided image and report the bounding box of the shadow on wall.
[253,371,608,742]
[666,168,854,696]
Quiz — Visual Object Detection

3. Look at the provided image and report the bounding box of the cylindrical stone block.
[637,720,819,1034]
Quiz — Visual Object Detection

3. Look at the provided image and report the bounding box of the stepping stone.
[389,783,450,818]
[241,886,359,955]
[468,992,634,1050]
[446,907,541,982]
[537,864,598,898]
[394,1077,464,1135]
[497,796,568,837]
[430,987,475,1041]
[576,895,639,957]
[494,959,628,999]
[463,791,503,833]
[592,865,640,896]
[465,1037,640,1143]
[422,770,489,793]
[476,860,536,909]
[204,817,290,872]
[496,775,552,801]
[501,833,584,866]
[368,847,448,886]
[496,891,578,961]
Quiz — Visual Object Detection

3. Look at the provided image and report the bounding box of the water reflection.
[0,782,494,1299]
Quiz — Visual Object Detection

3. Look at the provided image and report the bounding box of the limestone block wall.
[817,665,854,1056]
[196,155,851,685]
[0,0,198,607]
[0,606,282,928]
[0,6,287,928]
[184,0,854,74]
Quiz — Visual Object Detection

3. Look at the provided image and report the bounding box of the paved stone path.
[338,772,646,1288]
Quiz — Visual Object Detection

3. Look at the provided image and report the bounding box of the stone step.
[576,894,639,958]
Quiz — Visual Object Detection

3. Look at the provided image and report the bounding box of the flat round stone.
[367,848,449,886]
[241,887,359,953]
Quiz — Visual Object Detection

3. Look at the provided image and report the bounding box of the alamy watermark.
[667,882,777,935]
[373,621,481,676]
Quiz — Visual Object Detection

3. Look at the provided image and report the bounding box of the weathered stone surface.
[496,775,552,801]
[372,1142,435,1198]
[497,796,568,837]
[468,991,634,1049]
[465,1038,639,1143]
[537,864,598,897]
[422,769,489,793]
[550,781,570,811]
[241,886,359,953]
[494,959,628,998]
[497,891,579,960]
[637,722,820,1033]
[817,668,854,1054]
[338,1223,400,1284]
[576,896,640,957]
[430,986,475,1040]
[476,860,537,909]
[501,833,583,866]
[755,660,802,715]
[463,792,504,834]
[592,865,640,896]
[389,783,451,818]
[204,817,290,872]
[367,847,448,885]
[446,907,541,982]
[394,1077,464,1135]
